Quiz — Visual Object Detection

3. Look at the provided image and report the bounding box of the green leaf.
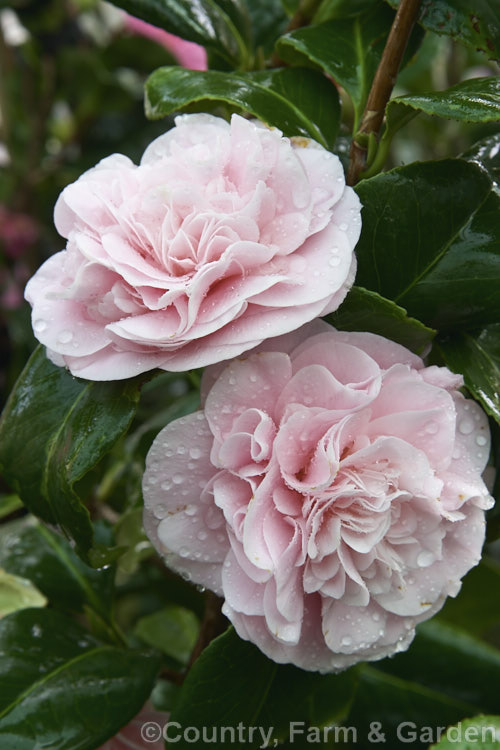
[0,519,114,618]
[0,608,161,749]
[376,620,500,715]
[108,0,250,66]
[430,716,500,749]
[354,159,499,330]
[170,627,357,748]
[0,495,22,521]
[438,324,500,423]
[328,286,435,355]
[463,133,500,194]
[313,0,381,21]
[0,347,141,557]
[348,666,480,747]
[276,5,394,129]
[438,557,500,641]
[0,571,46,619]
[243,0,288,54]
[385,77,500,143]
[134,604,200,665]
[145,66,341,149]
[385,0,500,61]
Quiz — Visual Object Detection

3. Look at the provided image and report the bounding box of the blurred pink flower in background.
[123,14,207,70]
[0,205,38,310]
[98,703,168,750]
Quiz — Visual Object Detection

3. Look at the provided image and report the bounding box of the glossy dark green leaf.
[376,620,500,714]
[354,159,499,330]
[464,133,500,192]
[438,557,500,641]
[385,77,500,142]
[108,0,250,66]
[276,5,394,128]
[348,665,480,748]
[314,0,381,21]
[259,664,358,740]
[0,347,141,556]
[438,324,500,423]
[170,627,357,748]
[146,66,341,149]
[385,0,500,60]
[0,520,114,618]
[242,0,288,54]
[328,286,435,355]
[134,605,200,665]
[0,608,161,749]
[430,716,500,749]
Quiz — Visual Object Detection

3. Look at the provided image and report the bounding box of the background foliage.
[0,0,499,748]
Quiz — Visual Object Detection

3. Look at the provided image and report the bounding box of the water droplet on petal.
[57,329,73,345]
[197,530,208,541]
[33,318,47,333]
[341,635,352,647]
[179,547,189,558]
[172,474,184,485]
[31,625,42,638]
[329,256,341,267]
[476,434,487,446]
[417,550,435,567]
[189,447,202,459]
[154,504,167,520]
[339,222,348,231]
[459,419,474,435]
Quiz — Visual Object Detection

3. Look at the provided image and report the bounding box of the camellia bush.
[0,0,500,748]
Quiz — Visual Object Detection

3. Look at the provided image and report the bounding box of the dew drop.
[160,480,172,491]
[154,504,167,520]
[172,474,184,485]
[249,373,257,383]
[223,558,232,569]
[177,444,186,455]
[459,419,474,435]
[31,625,42,638]
[329,256,341,267]
[339,222,348,231]
[229,376,236,386]
[341,635,352,647]
[179,547,189,558]
[33,318,47,333]
[476,434,487,446]
[417,550,435,567]
[371,612,381,622]
[57,329,73,344]
[189,447,202,459]
[197,530,208,541]
[425,421,439,434]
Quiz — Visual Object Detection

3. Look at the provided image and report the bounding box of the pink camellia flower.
[143,321,494,672]
[25,114,359,379]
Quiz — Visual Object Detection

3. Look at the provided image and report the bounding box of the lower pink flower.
[143,322,493,672]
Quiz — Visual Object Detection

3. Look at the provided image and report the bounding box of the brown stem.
[347,0,422,186]
[188,590,226,669]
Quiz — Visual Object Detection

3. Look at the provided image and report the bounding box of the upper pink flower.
[25,114,359,379]
[143,321,493,672]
